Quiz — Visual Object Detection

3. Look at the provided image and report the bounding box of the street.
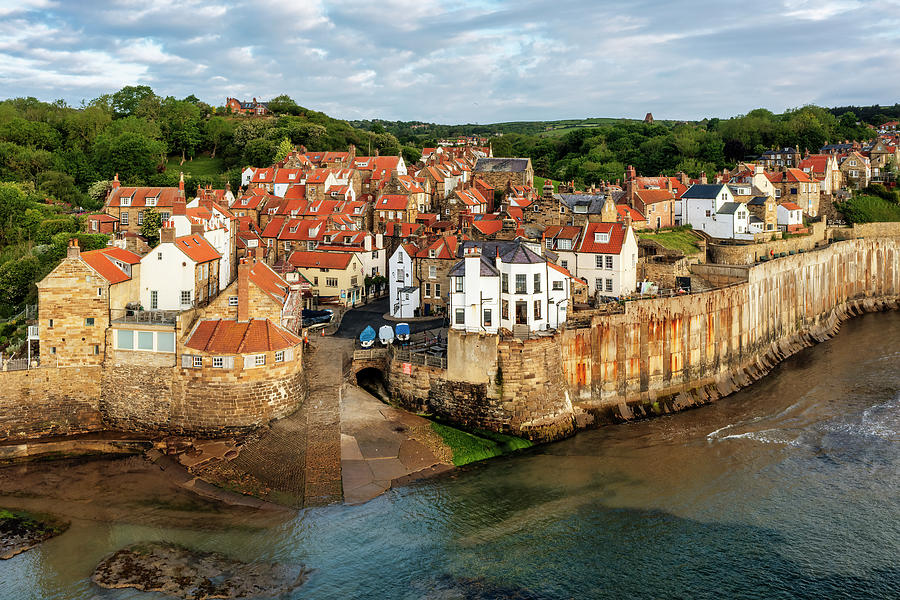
[332,298,446,340]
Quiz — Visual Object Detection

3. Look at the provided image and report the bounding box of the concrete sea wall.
[388,237,899,440]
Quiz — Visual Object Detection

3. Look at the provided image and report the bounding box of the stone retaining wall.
[707,220,827,265]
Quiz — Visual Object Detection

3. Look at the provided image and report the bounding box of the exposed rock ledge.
[92,542,309,600]
[0,508,69,559]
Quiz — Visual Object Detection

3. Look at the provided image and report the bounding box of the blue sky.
[1,0,898,123]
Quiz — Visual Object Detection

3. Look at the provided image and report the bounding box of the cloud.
[0,0,898,122]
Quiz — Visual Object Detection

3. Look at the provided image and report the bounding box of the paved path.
[340,384,453,504]
[334,297,445,340]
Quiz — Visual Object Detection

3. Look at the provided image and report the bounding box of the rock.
[91,542,309,600]
[0,508,69,560]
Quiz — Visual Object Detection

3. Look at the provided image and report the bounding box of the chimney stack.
[161,226,176,244]
[178,171,185,193]
[67,238,80,259]
[700,171,708,185]
[112,173,120,190]
[190,222,204,236]
[237,259,250,322]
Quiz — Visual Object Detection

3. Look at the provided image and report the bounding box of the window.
[275,350,285,362]
[429,249,436,258]
[502,300,509,320]
[120,211,129,225]
[545,239,552,249]
[534,273,541,293]
[326,277,338,287]
[455,277,464,292]
[48,319,53,328]
[502,273,509,293]
[425,283,431,297]
[455,308,465,325]
[94,344,100,355]
[98,287,103,296]
[705,210,712,217]
[558,239,571,250]
[429,265,437,278]
[160,212,170,222]
[85,317,95,326]
[138,331,154,351]
[595,254,603,268]
[117,329,133,350]
[193,355,203,367]
[561,260,568,270]
[596,278,603,291]
[775,189,782,198]
[435,283,441,298]
[483,309,492,327]
[228,296,239,306]
[605,278,613,292]
[137,211,144,226]
[213,356,224,369]
[50,346,56,354]
[181,290,192,306]
[255,354,266,366]
[157,252,162,260]
[552,280,563,291]
[605,255,613,269]
[534,300,542,320]
[157,331,175,353]
[150,290,158,310]
[351,276,358,287]
[515,273,526,294]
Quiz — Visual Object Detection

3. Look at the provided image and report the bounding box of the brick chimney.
[700,171,708,185]
[67,238,80,259]
[161,225,176,244]
[178,171,185,193]
[237,259,250,322]
[190,222,204,236]
[625,165,636,205]
[111,173,120,190]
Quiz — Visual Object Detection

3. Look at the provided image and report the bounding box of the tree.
[111,85,156,117]
[141,207,162,247]
[159,98,202,161]
[267,94,300,115]
[0,183,29,245]
[92,130,166,181]
[205,116,232,159]
[273,137,293,163]
[0,255,39,309]
[242,138,275,167]
[38,171,83,207]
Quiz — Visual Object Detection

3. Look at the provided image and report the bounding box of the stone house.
[758,146,802,169]
[287,250,365,306]
[542,225,582,274]
[867,139,898,181]
[36,240,142,366]
[103,175,183,236]
[839,151,871,189]
[766,168,821,216]
[633,189,677,229]
[140,228,221,311]
[745,195,778,233]
[473,157,534,190]
[449,240,570,335]
[799,154,843,194]
[374,194,416,229]
[85,213,120,235]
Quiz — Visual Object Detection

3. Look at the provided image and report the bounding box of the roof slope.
[185,319,300,354]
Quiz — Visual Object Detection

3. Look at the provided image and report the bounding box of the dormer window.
[429,249,436,258]
[289,173,296,180]
[121,197,131,207]
[594,232,610,244]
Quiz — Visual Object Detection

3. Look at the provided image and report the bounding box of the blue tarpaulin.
[359,325,376,342]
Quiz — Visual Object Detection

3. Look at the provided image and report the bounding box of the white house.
[173,202,236,293]
[574,221,639,297]
[682,184,753,240]
[449,241,569,335]
[140,229,221,311]
[388,243,420,319]
[777,201,804,230]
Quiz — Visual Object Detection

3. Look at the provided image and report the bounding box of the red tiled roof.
[288,251,353,269]
[779,202,802,211]
[87,213,119,222]
[185,319,300,354]
[542,225,581,240]
[799,155,831,173]
[473,219,502,235]
[616,205,646,221]
[377,195,409,210]
[578,222,627,254]
[416,235,463,259]
[248,260,290,305]
[384,222,422,237]
[634,189,675,204]
[80,248,134,284]
[174,234,220,263]
[101,247,142,264]
[766,168,816,183]
[273,169,303,184]
[106,187,181,208]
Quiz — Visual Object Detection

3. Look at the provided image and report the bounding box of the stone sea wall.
[387,237,899,441]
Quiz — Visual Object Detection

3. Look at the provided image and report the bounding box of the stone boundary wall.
[830,221,900,241]
[707,220,827,265]
[689,264,750,287]
[563,237,899,427]
[0,366,103,440]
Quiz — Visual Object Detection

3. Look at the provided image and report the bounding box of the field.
[164,154,226,180]
[639,229,702,255]
[533,175,564,192]
[836,194,900,223]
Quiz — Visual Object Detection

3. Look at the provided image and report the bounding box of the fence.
[110,309,178,326]
[3,357,32,371]
[393,348,447,369]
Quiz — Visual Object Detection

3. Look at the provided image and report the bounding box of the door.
[515,301,527,325]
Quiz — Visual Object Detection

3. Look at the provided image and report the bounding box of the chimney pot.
[67,237,81,259]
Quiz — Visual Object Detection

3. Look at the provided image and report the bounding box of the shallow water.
[1,312,899,599]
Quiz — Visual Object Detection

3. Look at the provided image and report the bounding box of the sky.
[1,0,899,124]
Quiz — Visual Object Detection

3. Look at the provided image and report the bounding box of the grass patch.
[835,194,900,224]
[533,176,563,193]
[430,421,532,466]
[639,229,702,255]
[165,153,226,179]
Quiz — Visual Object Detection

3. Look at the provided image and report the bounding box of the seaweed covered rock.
[0,508,69,559]
[92,542,309,600]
